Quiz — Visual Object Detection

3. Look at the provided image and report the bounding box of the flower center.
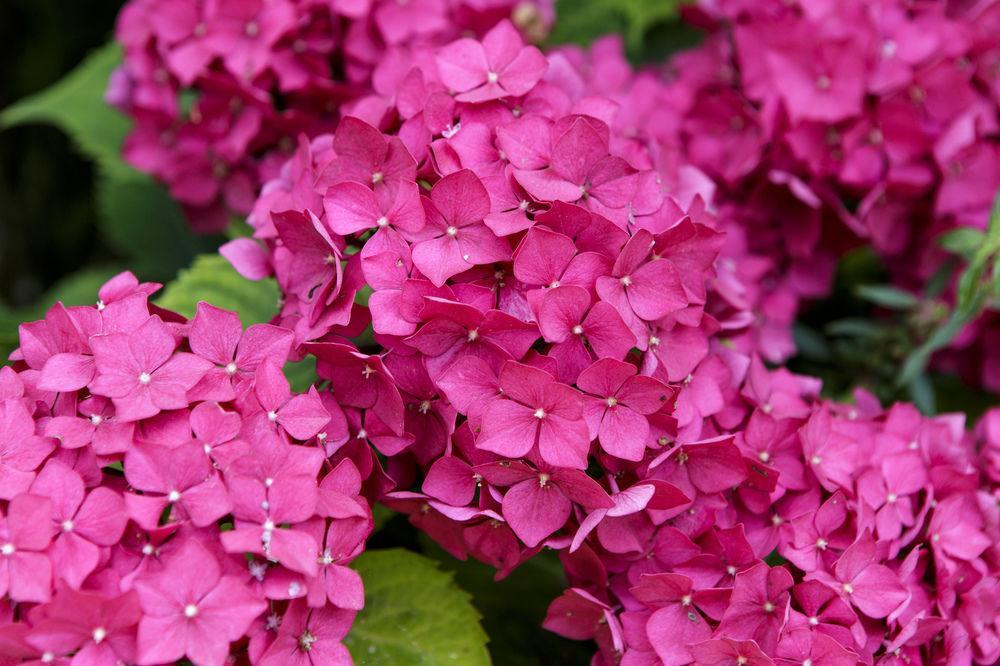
[486,71,499,83]
[886,493,898,504]
[810,455,822,465]
[446,226,459,237]
[842,582,854,594]
[267,410,278,422]
[376,216,389,227]
[816,538,828,550]
[225,362,238,375]
[467,328,479,342]
[815,75,832,90]
[324,254,337,265]
[299,630,317,652]
[90,414,103,426]
[418,400,432,414]
[572,325,584,335]
[605,397,618,408]
[138,372,152,385]
[244,21,259,37]
[168,490,182,502]
[534,408,547,419]
[184,604,199,618]
[757,451,770,462]
[763,601,774,613]
[92,627,107,644]
[372,171,384,184]
[1,543,14,556]
[61,520,74,532]
[620,275,632,287]
[538,473,550,487]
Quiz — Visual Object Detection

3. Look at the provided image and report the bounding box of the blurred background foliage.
[1,0,124,307]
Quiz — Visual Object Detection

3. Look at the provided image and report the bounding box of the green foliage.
[155,254,280,326]
[284,357,319,393]
[897,194,1000,389]
[548,0,692,62]
[0,43,212,281]
[855,285,919,311]
[1,43,129,179]
[346,549,490,666]
[426,544,594,665]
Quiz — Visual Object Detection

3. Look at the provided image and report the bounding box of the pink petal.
[436,39,489,93]
[38,353,95,392]
[476,400,539,459]
[502,478,571,547]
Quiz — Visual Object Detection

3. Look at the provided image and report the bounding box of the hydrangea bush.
[1,0,999,665]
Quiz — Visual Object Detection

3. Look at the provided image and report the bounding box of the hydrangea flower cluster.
[650,0,1000,375]
[110,0,1000,389]
[110,0,552,231]
[214,16,1000,666]
[0,273,374,666]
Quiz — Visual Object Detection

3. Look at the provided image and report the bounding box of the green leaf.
[907,373,937,415]
[939,228,985,259]
[283,357,318,393]
[897,190,1000,387]
[424,542,592,666]
[155,255,280,326]
[824,318,882,338]
[1,43,206,279]
[764,550,788,567]
[97,174,216,279]
[346,549,490,666]
[792,323,832,362]
[855,285,918,310]
[548,0,686,60]
[1,43,130,179]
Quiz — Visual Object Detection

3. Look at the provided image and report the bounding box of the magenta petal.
[598,406,649,461]
[221,238,272,280]
[411,235,469,287]
[423,456,476,506]
[513,168,583,203]
[476,400,538,459]
[498,46,548,97]
[436,38,489,93]
[38,353,95,392]
[502,478,571,548]
[278,389,331,440]
[849,563,909,618]
[324,181,380,235]
[325,564,365,610]
[647,604,712,666]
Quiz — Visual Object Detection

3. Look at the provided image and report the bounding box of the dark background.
[0,0,123,308]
